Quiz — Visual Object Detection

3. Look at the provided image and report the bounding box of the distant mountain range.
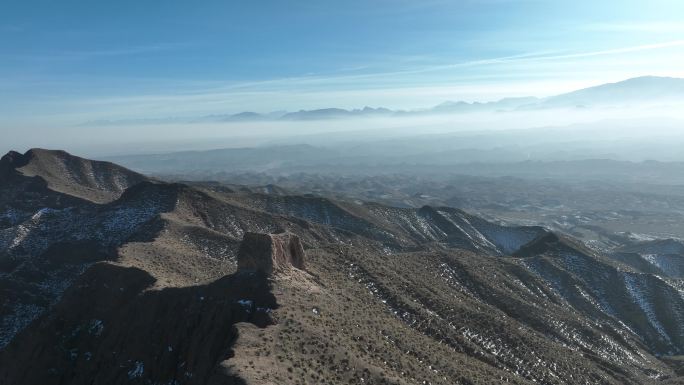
[84,76,684,125]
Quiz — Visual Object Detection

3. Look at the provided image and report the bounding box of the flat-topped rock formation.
[237,232,305,274]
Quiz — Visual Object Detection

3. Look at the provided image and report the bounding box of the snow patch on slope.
[623,272,672,344]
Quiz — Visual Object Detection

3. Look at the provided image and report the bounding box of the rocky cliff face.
[237,232,305,274]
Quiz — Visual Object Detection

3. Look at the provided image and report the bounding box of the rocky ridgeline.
[0,151,29,178]
[1,148,147,204]
[237,232,305,274]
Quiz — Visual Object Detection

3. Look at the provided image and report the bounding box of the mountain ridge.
[3,149,684,384]
[2,148,148,203]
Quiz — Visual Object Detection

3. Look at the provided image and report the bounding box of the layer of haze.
[5,104,684,159]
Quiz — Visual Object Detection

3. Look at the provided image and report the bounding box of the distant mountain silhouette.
[541,76,684,108]
[82,76,684,126]
[280,106,393,120]
[435,76,684,111]
[431,96,539,113]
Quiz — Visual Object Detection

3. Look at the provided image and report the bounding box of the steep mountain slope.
[2,149,684,384]
[226,194,546,255]
[1,148,147,203]
[612,239,684,279]
[517,233,684,356]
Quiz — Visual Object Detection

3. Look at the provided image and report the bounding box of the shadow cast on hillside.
[0,262,278,385]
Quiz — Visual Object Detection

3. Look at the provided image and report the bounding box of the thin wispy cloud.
[346,40,684,78]
[15,38,682,125]
[583,21,684,33]
[0,43,190,62]
[196,40,684,93]
[530,40,684,61]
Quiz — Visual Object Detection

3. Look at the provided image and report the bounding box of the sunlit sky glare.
[1,0,684,126]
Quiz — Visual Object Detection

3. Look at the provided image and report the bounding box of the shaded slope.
[518,235,684,356]
[0,263,277,385]
[4,148,147,203]
[612,239,684,279]
[0,181,181,348]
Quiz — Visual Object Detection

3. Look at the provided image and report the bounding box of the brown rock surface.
[237,232,305,274]
[4,148,148,203]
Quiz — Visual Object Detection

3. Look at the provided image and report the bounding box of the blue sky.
[1,0,684,127]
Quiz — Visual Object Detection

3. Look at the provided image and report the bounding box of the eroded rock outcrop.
[237,232,305,274]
